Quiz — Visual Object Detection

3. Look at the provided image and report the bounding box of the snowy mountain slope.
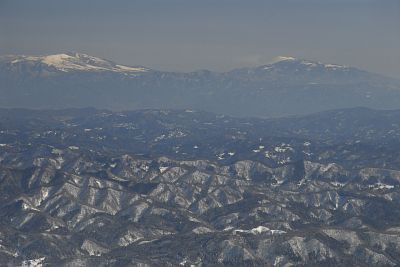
[1,52,150,73]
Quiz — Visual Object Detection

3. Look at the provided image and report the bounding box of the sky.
[1,0,400,78]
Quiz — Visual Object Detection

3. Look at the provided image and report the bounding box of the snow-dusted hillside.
[1,107,400,266]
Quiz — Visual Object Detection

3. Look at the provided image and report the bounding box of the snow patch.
[193,226,214,234]
[159,166,169,173]
[325,63,348,69]
[21,257,45,267]
[233,226,286,235]
[270,56,297,64]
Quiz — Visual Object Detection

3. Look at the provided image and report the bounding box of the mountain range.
[1,53,400,117]
[2,53,400,265]
[0,107,400,266]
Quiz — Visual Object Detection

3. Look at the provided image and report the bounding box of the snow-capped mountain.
[268,55,349,70]
[1,52,149,74]
[228,56,373,84]
[0,52,399,117]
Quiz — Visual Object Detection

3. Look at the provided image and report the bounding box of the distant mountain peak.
[263,56,349,71]
[3,52,150,74]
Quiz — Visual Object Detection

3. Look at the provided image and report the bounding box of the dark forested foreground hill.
[1,53,400,117]
[0,107,400,266]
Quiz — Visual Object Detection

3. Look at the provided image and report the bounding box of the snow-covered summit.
[3,52,150,73]
[265,56,349,71]
[269,56,297,64]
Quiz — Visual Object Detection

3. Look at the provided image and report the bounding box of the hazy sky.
[1,0,400,78]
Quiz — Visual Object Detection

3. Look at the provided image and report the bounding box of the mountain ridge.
[0,107,400,266]
[0,52,379,75]
[1,52,400,117]
[1,52,150,74]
